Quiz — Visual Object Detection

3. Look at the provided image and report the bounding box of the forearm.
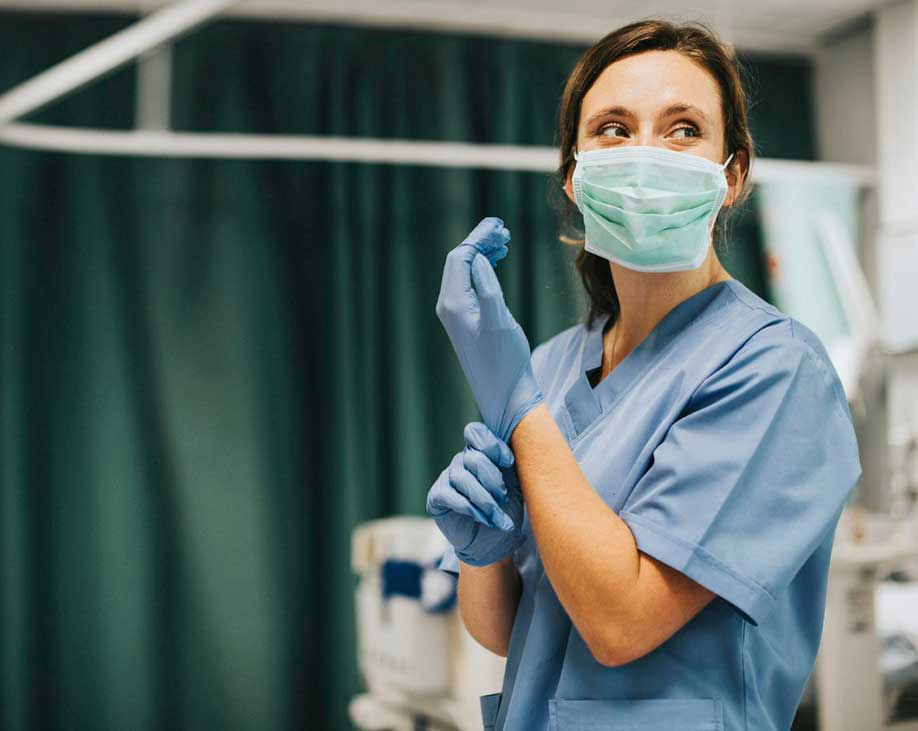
[457,557,521,657]
[509,403,641,664]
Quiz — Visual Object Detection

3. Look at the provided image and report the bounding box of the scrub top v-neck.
[440,277,862,731]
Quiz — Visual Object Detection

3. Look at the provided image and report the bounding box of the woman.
[426,19,862,731]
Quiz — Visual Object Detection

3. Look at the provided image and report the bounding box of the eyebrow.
[584,103,711,126]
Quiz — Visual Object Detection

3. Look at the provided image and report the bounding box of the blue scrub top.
[439,278,862,731]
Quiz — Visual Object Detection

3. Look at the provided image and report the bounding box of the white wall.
[814,17,880,336]
[874,1,918,362]
[815,20,876,167]
[814,10,918,512]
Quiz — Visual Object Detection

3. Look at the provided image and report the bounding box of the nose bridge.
[634,118,662,147]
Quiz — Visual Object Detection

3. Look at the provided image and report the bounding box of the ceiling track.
[0,0,822,55]
[0,0,873,183]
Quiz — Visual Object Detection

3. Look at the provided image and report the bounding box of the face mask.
[571,145,734,272]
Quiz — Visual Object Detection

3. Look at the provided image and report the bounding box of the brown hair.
[553,19,756,328]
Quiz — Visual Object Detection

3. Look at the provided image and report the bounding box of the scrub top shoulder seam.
[787,320,855,427]
[748,318,854,428]
[721,278,781,317]
[698,285,853,430]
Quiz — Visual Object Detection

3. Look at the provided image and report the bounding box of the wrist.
[509,400,550,451]
[499,367,544,443]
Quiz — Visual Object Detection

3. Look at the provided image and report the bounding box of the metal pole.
[0,126,563,171]
[0,123,880,185]
[136,44,173,131]
[0,0,240,124]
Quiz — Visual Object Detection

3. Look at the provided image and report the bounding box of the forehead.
[581,49,722,125]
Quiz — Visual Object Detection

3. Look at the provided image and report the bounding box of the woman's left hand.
[426,421,526,567]
[435,217,544,443]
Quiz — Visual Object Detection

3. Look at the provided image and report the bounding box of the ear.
[563,165,577,206]
[722,149,749,208]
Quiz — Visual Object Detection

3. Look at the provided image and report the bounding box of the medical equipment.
[350,517,505,731]
[816,506,918,731]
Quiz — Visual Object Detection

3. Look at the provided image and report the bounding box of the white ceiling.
[0,0,882,53]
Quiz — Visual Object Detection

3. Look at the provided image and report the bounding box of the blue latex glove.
[436,217,544,443]
[426,422,525,567]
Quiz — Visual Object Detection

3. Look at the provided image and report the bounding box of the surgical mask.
[571,146,734,272]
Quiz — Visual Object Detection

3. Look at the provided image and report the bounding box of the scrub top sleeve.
[618,331,862,626]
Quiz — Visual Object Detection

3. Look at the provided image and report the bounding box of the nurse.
[426,18,862,731]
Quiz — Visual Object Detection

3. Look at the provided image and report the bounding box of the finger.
[428,456,488,522]
[449,461,514,531]
[438,220,510,315]
[462,446,507,504]
[442,218,508,284]
[463,421,514,468]
[437,251,476,319]
[440,243,478,296]
[460,217,511,259]
[431,484,491,523]
[471,253,508,317]
[486,244,509,267]
[426,464,456,516]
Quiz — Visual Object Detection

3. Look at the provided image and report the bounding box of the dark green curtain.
[0,13,815,731]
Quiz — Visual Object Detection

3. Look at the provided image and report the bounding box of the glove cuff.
[456,542,520,567]
[498,365,544,443]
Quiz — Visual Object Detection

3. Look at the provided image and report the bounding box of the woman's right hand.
[426,422,525,567]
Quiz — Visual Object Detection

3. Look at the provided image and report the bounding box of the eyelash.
[597,121,701,138]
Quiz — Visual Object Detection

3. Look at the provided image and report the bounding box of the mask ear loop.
[573,149,580,161]
[709,152,737,235]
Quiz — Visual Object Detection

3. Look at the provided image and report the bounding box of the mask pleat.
[570,146,730,272]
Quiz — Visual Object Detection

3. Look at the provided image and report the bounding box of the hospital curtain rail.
[0,11,814,731]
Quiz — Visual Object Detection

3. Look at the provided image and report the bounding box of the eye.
[670,124,700,139]
[597,122,629,138]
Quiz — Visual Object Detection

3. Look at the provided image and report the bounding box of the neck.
[603,248,731,368]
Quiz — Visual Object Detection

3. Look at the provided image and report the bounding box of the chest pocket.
[549,697,723,730]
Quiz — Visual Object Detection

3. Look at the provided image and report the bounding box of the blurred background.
[0,1,916,730]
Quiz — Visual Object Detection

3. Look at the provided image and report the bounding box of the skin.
[457,50,750,664]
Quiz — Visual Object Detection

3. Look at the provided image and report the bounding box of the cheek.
[565,178,577,204]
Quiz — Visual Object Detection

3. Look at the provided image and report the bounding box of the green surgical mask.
[571,145,734,272]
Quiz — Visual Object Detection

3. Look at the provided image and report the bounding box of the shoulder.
[718,279,845,389]
[704,312,853,426]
